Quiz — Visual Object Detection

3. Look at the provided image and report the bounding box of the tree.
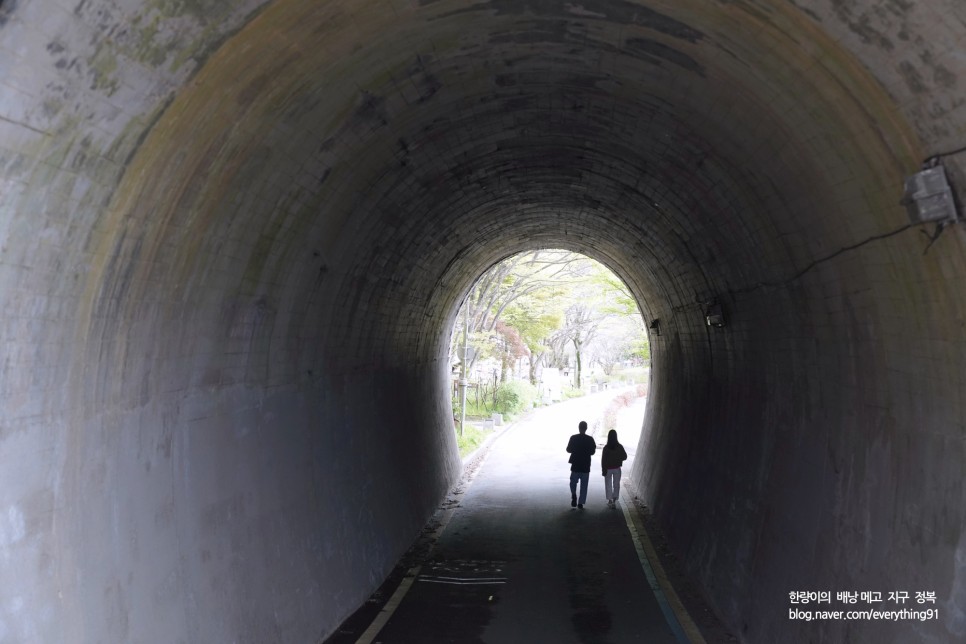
[590,264,640,317]
[465,250,589,334]
[452,250,590,375]
[560,303,608,389]
[591,336,623,375]
[502,290,564,385]
[449,249,648,409]
[588,316,648,374]
[493,321,528,383]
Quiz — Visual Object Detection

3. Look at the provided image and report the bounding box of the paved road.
[369,388,681,643]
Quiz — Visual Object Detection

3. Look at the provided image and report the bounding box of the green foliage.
[503,301,563,354]
[450,249,649,396]
[562,385,586,399]
[456,423,491,458]
[462,398,492,418]
[453,391,495,418]
[631,334,650,361]
[493,379,537,415]
[590,265,640,316]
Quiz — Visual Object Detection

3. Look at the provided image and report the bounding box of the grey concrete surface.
[0,0,965,642]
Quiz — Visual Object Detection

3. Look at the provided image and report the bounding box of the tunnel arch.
[1,0,965,642]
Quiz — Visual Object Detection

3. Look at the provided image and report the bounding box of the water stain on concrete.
[897,60,926,94]
[0,0,16,28]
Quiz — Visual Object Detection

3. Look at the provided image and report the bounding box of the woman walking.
[600,429,627,508]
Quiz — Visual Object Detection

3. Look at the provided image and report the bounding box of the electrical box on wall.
[705,302,725,328]
[902,166,959,225]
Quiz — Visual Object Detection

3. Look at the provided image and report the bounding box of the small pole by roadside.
[459,307,469,437]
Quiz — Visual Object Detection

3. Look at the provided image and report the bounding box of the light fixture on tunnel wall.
[649,319,661,336]
[902,165,959,225]
[705,301,725,328]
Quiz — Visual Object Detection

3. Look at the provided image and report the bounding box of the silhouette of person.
[566,420,596,509]
[600,429,627,508]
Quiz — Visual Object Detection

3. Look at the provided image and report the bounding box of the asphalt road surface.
[367,388,685,644]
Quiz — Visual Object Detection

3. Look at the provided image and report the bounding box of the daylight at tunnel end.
[0,0,965,642]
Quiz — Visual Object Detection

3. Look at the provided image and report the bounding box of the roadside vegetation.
[456,422,490,458]
[451,250,650,439]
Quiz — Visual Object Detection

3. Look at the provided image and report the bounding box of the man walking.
[566,420,596,509]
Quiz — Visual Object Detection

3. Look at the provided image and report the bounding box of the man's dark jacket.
[566,433,597,473]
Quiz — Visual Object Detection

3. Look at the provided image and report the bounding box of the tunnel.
[1,0,965,641]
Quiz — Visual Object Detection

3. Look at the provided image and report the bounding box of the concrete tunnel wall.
[0,0,965,642]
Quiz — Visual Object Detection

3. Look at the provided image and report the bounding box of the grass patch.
[456,422,492,458]
[459,398,493,418]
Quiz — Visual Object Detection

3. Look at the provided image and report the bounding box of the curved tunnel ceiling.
[85,0,926,368]
[1,0,965,642]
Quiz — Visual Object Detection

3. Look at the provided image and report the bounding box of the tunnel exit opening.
[445,249,651,457]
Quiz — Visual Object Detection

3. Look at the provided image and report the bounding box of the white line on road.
[417,577,508,585]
